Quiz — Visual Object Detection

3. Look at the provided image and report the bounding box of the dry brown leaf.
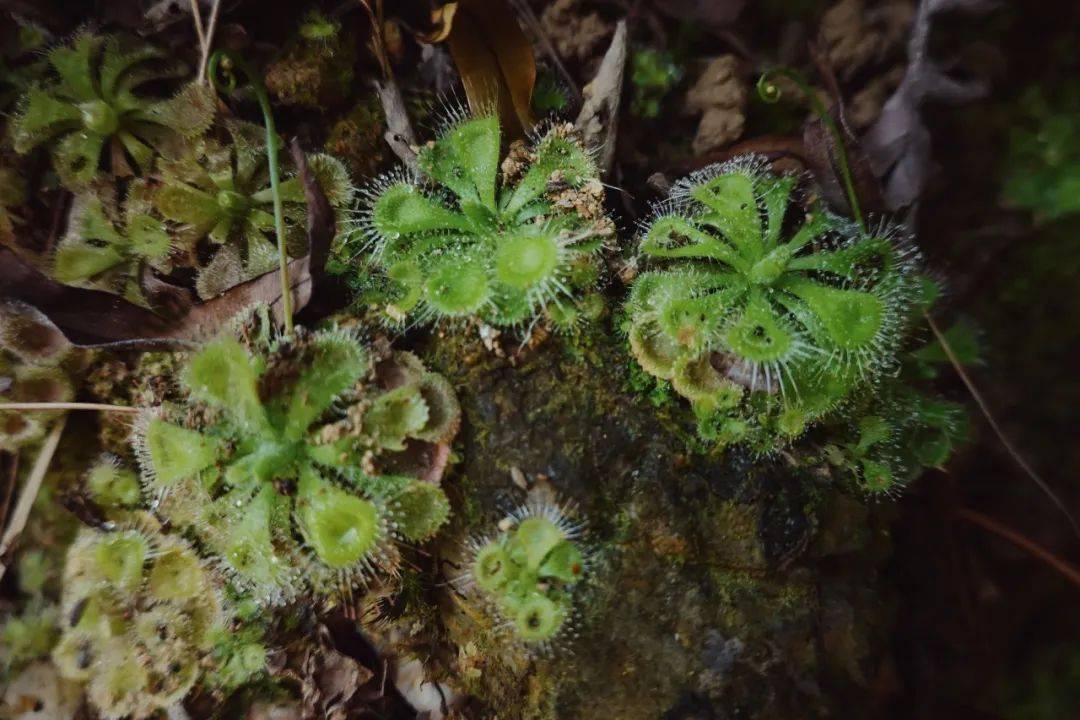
[420,2,459,43]
[575,19,627,176]
[438,0,536,139]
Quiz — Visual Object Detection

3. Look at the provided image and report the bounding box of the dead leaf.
[289,140,336,284]
[575,19,627,177]
[684,135,807,174]
[374,78,420,171]
[0,246,171,341]
[863,0,995,210]
[419,2,459,43]
[438,0,537,139]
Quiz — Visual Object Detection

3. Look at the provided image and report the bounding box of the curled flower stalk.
[626,157,916,451]
[347,114,613,330]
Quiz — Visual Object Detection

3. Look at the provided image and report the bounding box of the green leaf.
[280,333,368,440]
[53,242,124,282]
[143,419,223,489]
[371,182,472,237]
[184,338,269,432]
[363,384,430,451]
[296,466,380,569]
[12,87,82,152]
[420,116,500,208]
[53,129,107,187]
[691,172,763,259]
[48,33,101,103]
[787,281,883,352]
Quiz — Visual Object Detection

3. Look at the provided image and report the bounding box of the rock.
[683,56,747,155]
[540,0,612,63]
[413,329,894,719]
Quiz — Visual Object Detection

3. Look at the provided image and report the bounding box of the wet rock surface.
[421,329,894,718]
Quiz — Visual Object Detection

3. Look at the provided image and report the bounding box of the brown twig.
[197,0,223,84]
[0,402,141,414]
[0,453,19,536]
[509,0,582,105]
[926,311,1080,540]
[0,416,66,580]
[957,508,1080,589]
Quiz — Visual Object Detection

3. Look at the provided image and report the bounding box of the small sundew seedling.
[133,311,461,604]
[85,455,142,513]
[459,497,587,654]
[626,156,917,452]
[151,120,353,299]
[346,114,614,331]
[832,390,967,494]
[52,518,221,720]
[10,32,214,187]
[52,181,173,304]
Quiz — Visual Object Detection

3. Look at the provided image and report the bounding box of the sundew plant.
[626,157,916,451]
[52,519,222,719]
[461,498,586,653]
[133,311,460,604]
[10,32,213,187]
[347,114,614,330]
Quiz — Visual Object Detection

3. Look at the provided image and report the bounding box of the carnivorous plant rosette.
[348,114,614,329]
[11,32,214,187]
[133,311,460,604]
[626,156,917,450]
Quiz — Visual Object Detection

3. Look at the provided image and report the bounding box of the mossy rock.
[414,326,893,719]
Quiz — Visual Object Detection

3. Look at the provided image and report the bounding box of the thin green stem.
[757,69,867,234]
[209,50,294,333]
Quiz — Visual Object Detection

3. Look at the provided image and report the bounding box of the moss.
[409,329,892,718]
[264,11,356,109]
[325,97,386,180]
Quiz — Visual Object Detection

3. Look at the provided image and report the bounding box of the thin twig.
[957,508,1080,589]
[509,0,582,105]
[0,416,66,580]
[189,0,207,60]
[0,453,19,535]
[0,402,140,414]
[197,0,223,84]
[926,311,1080,540]
[82,338,200,352]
